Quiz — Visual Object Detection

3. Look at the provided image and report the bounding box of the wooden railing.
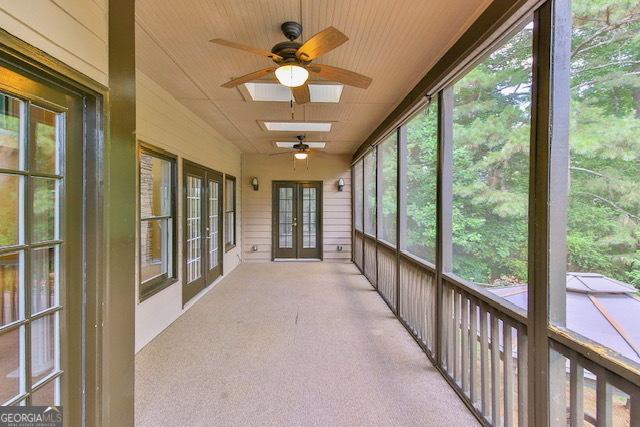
[353,229,640,426]
[398,254,436,356]
[441,278,528,427]
[363,234,377,286]
[549,338,639,427]
[353,230,363,271]
[376,242,396,309]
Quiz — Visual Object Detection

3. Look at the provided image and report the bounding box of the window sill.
[225,243,236,253]
[139,277,178,303]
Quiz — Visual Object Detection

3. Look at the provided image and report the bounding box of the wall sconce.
[251,177,259,191]
[337,177,345,192]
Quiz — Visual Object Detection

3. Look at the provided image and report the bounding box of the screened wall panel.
[402,104,438,263]
[354,160,363,231]
[450,22,533,293]
[377,133,397,245]
[363,151,376,236]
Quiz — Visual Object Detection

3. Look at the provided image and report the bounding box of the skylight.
[263,122,332,132]
[244,82,344,103]
[275,141,326,148]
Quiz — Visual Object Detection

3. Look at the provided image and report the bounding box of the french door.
[273,181,322,259]
[0,60,83,420]
[182,161,223,304]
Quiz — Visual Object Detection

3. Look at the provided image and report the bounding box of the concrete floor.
[135,262,478,426]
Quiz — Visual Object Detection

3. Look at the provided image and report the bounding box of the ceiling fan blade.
[269,151,295,157]
[291,84,310,104]
[221,67,277,88]
[296,27,348,61]
[210,38,283,61]
[308,64,372,89]
[311,151,332,158]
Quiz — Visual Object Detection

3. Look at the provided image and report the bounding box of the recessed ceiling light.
[275,141,326,148]
[263,122,332,132]
[244,82,344,103]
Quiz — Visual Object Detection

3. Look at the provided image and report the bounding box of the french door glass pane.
[303,187,316,249]
[31,246,58,314]
[0,251,22,326]
[0,93,23,171]
[451,22,532,291]
[186,176,202,283]
[0,174,22,247]
[403,104,438,263]
[208,180,219,268]
[0,90,64,408]
[0,327,21,403]
[140,153,172,218]
[31,378,58,406]
[279,187,293,248]
[140,219,169,283]
[30,314,57,384]
[30,105,59,175]
[225,178,235,246]
[32,177,58,243]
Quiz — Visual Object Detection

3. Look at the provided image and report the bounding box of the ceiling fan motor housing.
[281,21,302,41]
[270,41,302,63]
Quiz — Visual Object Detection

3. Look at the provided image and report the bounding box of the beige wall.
[242,153,351,262]
[135,70,243,352]
[0,0,109,85]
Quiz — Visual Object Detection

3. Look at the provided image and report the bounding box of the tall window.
[354,160,363,231]
[139,145,176,300]
[450,23,533,290]
[363,150,376,236]
[224,175,236,250]
[378,133,397,245]
[550,0,640,368]
[402,103,438,263]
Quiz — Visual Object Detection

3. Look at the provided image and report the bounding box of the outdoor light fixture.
[275,65,309,87]
[337,177,345,191]
[251,177,259,191]
[294,152,308,160]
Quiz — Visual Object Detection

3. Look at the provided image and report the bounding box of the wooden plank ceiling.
[135,0,491,154]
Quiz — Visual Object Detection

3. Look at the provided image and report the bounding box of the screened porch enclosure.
[351,0,640,426]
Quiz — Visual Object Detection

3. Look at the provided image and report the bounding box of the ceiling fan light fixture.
[275,65,309,87]
[294,152,308,160]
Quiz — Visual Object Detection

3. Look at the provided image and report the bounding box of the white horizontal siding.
[242,153,352,262]
[0,0,108,85]
[135,70,243,352]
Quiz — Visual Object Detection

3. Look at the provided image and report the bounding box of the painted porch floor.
[135,262,478,426]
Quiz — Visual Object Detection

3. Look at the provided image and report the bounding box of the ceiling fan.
[270,135,328,161]
[211,21,373,104]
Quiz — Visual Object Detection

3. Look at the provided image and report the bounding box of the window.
[450,22,533,289]
[354,160,363,231]
[402,103,438,263]
[377,133,397,245]
[224,175,236,250]
[549,0,640,370]
[363,150,376,236]
[139,145,176,300]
